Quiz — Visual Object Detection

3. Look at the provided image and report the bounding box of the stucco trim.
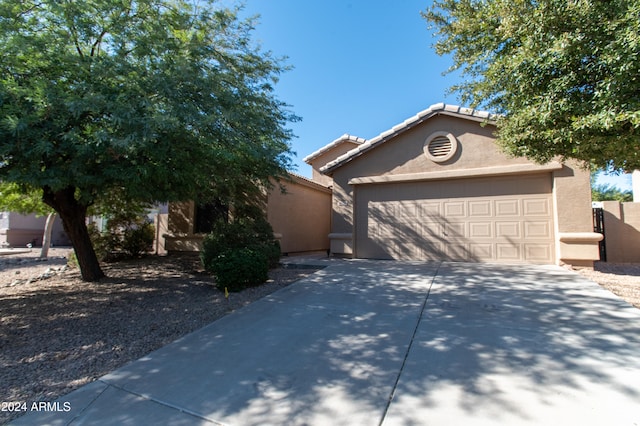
[558,232,604,242]
[348,162,563,185]
[320,103,497,174]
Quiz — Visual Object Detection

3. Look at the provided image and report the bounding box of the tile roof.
[302,134,366,164]
[319,103,496,174]
[283,172,332,192]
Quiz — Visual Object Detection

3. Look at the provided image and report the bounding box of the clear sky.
[238,0,632,191]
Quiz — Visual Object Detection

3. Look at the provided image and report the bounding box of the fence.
[593,201,640,263]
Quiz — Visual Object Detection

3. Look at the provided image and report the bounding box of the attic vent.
[424,131,458,163]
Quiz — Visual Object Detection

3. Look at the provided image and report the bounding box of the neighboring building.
[0,212,70,248]
[167,103,602,266]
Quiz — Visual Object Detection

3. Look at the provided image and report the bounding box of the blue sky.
[238,0,632,191]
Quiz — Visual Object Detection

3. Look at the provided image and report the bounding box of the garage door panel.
[469,222,492,238]
[497,243,521,261]
[469,243,493,260]
[495,200,520,216]
[523,198,551,216]
[356,174,555,263]
[496,222,521,238]
[444,222,466,238]
[420,202,441,217]
[444,201,466,217]
[524,222,552,238]
[445,243,470,261]
[469,200,492,216]
[525,244,553,262]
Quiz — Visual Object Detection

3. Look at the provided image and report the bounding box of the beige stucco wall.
[267,176,331,254]
[165,176,331,254]
[326,114,598,265]
[308,141,361,187]
[601,201,640,262]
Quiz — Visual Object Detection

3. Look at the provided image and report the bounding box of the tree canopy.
[0,0,297,280]
[423,0,640,171]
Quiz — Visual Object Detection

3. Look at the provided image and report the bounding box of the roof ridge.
[302,133,366,164]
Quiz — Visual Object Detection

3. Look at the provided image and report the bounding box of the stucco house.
[165,173,332,254]
[306,103,601,267]
[167,103,601,267]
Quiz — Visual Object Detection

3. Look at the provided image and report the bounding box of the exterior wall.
[165,176,331,254]
[552,162,601,266]
[307,141,361,186]
[326,114,598,265]
[601,201,640,262]
[267,176,331,254]
[0,212,70,247]
[165,201,204,252]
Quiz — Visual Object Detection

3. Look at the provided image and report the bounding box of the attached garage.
[354,174,555,263]
[311,103,602,267]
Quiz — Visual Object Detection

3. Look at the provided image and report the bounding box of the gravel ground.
[1,250,639,425]
[0,249,320,425]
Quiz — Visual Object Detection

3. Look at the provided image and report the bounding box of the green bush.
[201,215,281,292]
[211,247,269,292]
[87,218,155,262]
[121,222,155,258]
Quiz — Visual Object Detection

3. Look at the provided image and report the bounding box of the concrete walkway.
[12,260,640,425]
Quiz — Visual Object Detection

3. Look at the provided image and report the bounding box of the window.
[194,200,228,234]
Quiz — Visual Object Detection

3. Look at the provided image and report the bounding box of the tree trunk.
[42,186,105,281]
[39,212,56,259]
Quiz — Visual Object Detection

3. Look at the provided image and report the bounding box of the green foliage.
[0,182,52,216]
[0,0,296,280]
[590,169,634,201]
[89,215,155,261]
[592,184,633,202]
[210,247,270,292]
[423,0,640,171]
[201,215,281,292]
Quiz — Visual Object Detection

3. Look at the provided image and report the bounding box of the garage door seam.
[378,261,441,425]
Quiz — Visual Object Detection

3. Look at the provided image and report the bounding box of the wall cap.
[558,232,604,242]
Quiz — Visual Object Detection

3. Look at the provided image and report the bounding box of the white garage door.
[355,174,555,263]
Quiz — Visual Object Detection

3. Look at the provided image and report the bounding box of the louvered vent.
[424,132,458,163]
[428,136,453,158]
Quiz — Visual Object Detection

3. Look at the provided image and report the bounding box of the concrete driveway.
[12,260,640,425]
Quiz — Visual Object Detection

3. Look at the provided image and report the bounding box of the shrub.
[121,222,155,258]
[201,215,281,292]
[211,247,269,292]
[86,217,155,262]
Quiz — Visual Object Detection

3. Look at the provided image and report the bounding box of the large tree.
[0,0,296,281]
[423,0,640,171]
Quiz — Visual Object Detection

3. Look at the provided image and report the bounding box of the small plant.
[211,247,269,292]
[201,214,280,292]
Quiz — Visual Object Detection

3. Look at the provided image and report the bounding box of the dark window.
[194,199,228,234]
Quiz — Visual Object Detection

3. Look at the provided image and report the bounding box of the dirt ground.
[576,262,640,309]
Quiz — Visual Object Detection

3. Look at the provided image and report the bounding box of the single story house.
[165,173,332,254]
[167,103,602,267]
[306,103,601,267]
